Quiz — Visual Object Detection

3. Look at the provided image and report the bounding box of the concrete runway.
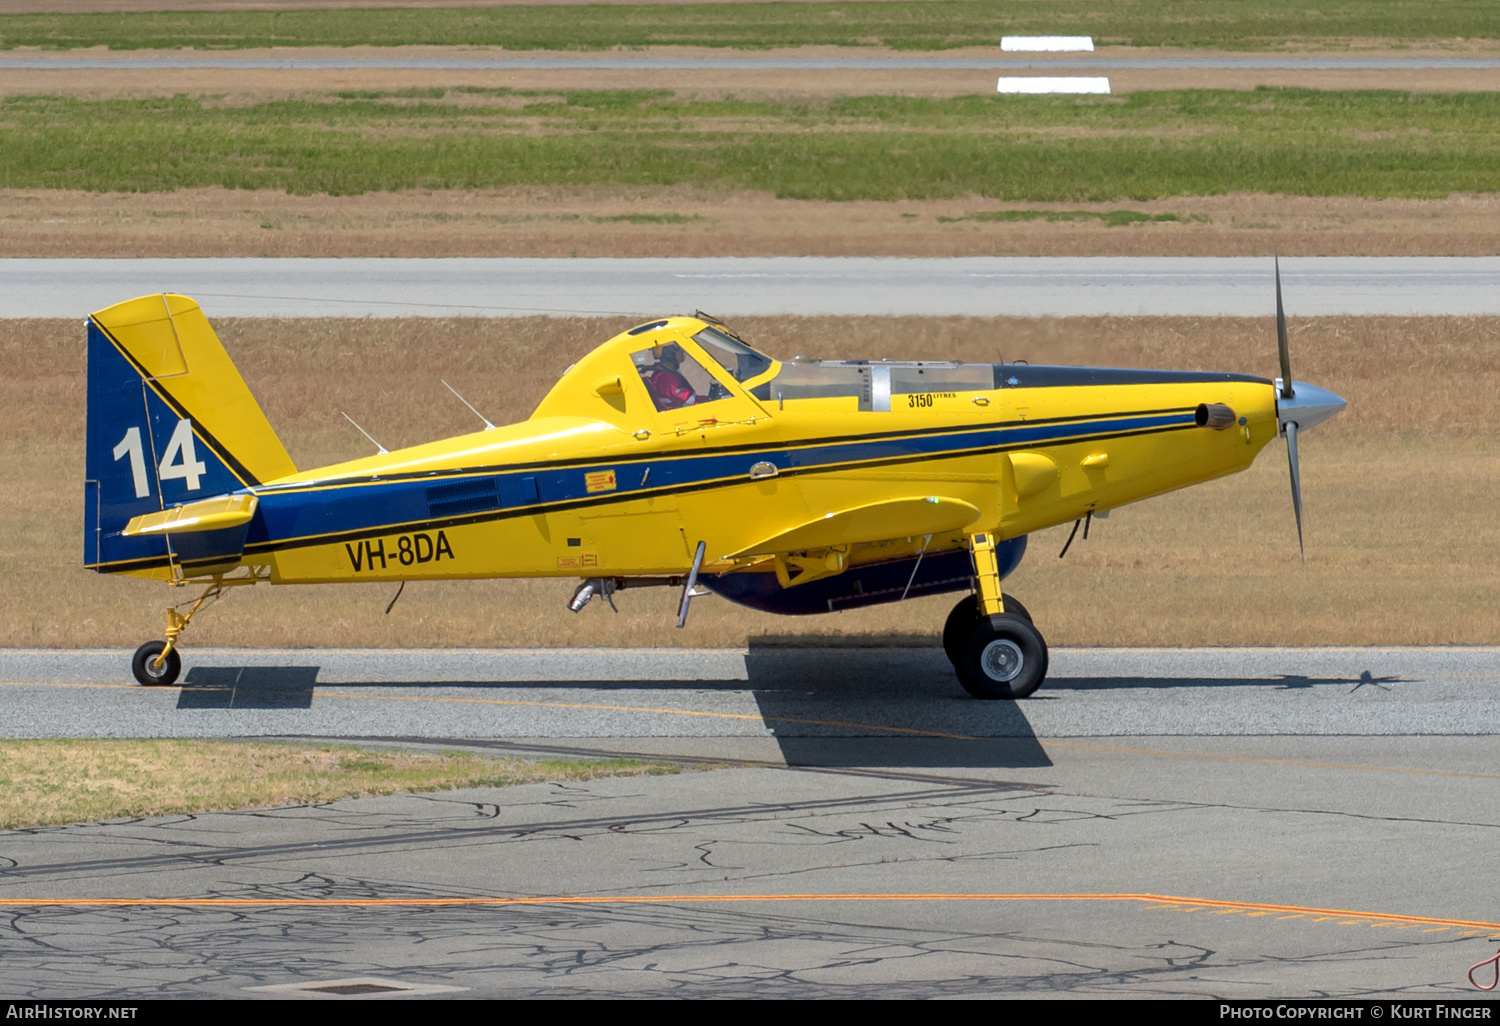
[8,256,1500,318]
[2,647,1499,997]
[6,55,1499,71]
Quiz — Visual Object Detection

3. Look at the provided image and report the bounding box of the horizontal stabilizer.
[732,496,981,557]
[123,494,257,537]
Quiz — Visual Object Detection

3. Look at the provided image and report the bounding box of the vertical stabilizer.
[91,294,295,484]
[85,294,295,573]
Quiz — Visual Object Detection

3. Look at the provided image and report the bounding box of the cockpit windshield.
[692,326,773,383]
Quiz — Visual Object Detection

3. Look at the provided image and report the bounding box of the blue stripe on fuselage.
[244,409,1193,550]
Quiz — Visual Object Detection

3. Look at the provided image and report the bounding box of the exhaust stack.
[1195,403,1237,430]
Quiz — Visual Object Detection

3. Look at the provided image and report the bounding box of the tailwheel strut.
[131,583,222,687]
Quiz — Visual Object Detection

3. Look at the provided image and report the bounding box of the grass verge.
[5,87,1500,200]
[0,739,678,830]
[0,2,1495,52]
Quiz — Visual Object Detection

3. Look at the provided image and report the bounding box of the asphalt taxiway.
[1,646,1497,998]
[4,646,1499,743]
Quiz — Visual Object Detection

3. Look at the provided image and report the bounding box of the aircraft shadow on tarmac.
[1044,672,1406,692]
[167,650,1404,771]
[177,666,318,709]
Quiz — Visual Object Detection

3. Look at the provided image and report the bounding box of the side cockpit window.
[631,343,730,412]
[749,361,998,411]
[692,326,773,383]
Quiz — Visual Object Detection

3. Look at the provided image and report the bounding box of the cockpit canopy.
[624,323,775,413]
[533,315,782,421]
[532,314,1000,421]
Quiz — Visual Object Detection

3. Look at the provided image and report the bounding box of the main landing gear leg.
[945,533,1048,700]
[131,584,221,687]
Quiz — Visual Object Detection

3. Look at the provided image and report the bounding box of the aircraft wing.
[729,496,981,558]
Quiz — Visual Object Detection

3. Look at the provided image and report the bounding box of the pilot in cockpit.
[647,344,698,410]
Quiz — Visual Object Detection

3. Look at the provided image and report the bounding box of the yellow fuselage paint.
[175,317,1280,588]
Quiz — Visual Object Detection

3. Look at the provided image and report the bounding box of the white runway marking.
[7,257,1500,318]
[1001,37,1095,53]
[997,76,1110,94]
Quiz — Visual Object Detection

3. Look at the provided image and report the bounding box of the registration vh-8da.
[85,267,1343,698]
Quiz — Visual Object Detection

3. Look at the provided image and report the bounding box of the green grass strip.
[5,88,1500,201]
[0,1,1495,52]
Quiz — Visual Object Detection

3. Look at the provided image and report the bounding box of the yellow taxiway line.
[312,687,977,740]
[0,679,974,741]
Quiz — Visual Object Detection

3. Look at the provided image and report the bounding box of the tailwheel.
[954,613,1048,700]
[132,640,181,687]
[129,582,225,687]
[942,593,1031,666]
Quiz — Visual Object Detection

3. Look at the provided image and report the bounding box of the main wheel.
[955,613,1048,700]
[942,594,1032,665]
[132,641,181,687]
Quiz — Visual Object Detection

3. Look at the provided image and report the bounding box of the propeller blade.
[1275,254,1294,399]
[1285,419,1305,561]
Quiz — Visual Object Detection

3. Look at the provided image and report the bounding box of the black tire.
[942,594,1032,665]
[132,641,181,687]
[942,596,978,664]
[955,613,1048,700]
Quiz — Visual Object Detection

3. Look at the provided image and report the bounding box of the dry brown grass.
[0,739,677,830]
[2,314,1495,649]
[4,187,1498,258]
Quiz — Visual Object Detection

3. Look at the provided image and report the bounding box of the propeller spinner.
[1272,255,1347,558]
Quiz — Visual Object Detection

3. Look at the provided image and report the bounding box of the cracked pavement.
[1,647,1498,998]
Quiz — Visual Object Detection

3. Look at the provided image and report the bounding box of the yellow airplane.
[85,267,1343,699]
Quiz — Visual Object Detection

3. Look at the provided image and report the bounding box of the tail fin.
[84,294,295,573]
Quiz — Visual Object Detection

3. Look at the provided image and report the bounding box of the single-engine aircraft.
[85,264,1344,698]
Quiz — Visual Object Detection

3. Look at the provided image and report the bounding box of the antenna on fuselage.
[341,412,388,455]
[441,379,496,431]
